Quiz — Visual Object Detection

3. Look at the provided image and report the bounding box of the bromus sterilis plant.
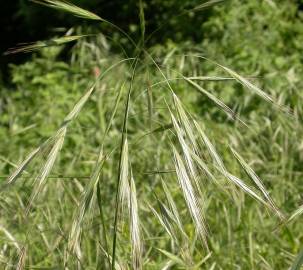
[2,0,301,269]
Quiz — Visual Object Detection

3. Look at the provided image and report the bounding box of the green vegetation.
[0,0,302,269]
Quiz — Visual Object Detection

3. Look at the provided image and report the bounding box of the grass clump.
[0,0,302,269]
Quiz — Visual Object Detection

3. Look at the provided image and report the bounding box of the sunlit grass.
[0,0,302,269]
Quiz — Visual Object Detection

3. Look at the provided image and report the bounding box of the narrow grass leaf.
[32,0,103,21]
[192,0,225,11]
[171,113,196,178]
[129,175,142,270]
[213,62,292,114]
[173,147,208,250]
[161,180,185,236]
[194,252,212,268]
[68,150,107,253]
[230,147,283,218]
[16,247,26,270]
[26,127,66,214]
[194,120,226,173]
[194,121,270,207]
[189,149,214,180]
[99,83,126,155]
[157,249,186,267]
[188,76,234,81]
[185,78,238,121]
[96,181,111,269]
[5,35,86,54]
[171,97,206,200]
[149,201,177,242]
[99,245,124,270]
[291,249,303,270]
[4,147,40,187]
[134,123,172,145]
[63,85,95,125]
[220,65,273,102]
[224,172,268,206]
[188,55,291,113]
[147,80,153,129]
[287,204,303,224]
[119,139,130,212]
[158,199,181,239]
[173,93,198,152]
[0,225,20,251]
